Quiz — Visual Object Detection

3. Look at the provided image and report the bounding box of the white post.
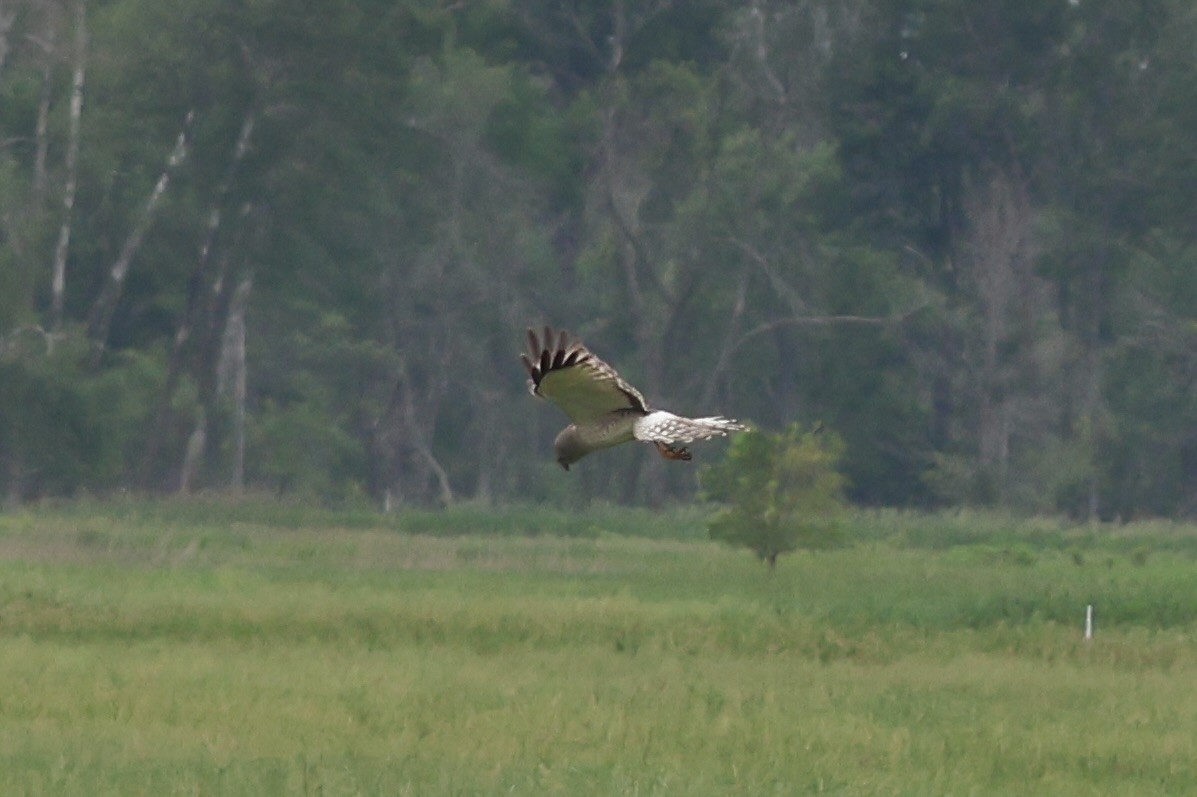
[1084,604,1093,640]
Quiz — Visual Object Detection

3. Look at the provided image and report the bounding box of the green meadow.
[2,502,1196,795]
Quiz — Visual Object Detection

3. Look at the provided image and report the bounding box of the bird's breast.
[575,412,639,450]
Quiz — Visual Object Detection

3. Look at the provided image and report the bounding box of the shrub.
[701,422,846,567]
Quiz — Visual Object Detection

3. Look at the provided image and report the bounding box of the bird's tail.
[634,412,749,444]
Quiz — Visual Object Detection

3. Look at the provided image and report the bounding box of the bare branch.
[736,312,912,348]
[0,325,53,358]
[725,236,810,315]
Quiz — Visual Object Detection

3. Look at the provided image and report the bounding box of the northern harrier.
[521,326,748,470]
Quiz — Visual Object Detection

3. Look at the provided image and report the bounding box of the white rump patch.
[633,411,748,444]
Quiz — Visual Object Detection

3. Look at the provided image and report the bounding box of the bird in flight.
[520,326,748,470]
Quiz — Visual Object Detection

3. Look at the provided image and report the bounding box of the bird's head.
[553,426,586,471]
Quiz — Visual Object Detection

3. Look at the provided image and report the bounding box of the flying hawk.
[520,326,748,470]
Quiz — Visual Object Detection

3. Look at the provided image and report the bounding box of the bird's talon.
[654,441,692,461]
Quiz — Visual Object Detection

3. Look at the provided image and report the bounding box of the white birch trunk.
[141,113,254,484]
[178,410,206,494]
[33,55,54,204]
[193,112,254,299]
[216,276,252,492]
[49,1,86,332]
[87,109,194,356]
[178,273,251,495]
[231,313,247,492]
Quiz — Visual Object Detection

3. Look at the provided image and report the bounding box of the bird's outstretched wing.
[520,326,649,423]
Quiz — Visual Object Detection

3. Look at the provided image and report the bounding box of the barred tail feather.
[633,411,749,445]
[690,416,750,434]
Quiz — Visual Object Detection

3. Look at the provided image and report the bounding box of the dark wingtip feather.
[523,324,586,379]
[551,330,573,369]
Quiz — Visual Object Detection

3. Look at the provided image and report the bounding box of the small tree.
[702,423,846,568]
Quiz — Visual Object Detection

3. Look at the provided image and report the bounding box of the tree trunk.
[372,356,456,507]
[178,409,206,493]
[176,271,253,494]
[86,109,195,362]
[141,112,255,483]
[217,276,252,492]
[960,170,1037,505]
[49,1,87,333]
[33,54,54,206]
[398,374,454,506]
[0,8,15,78]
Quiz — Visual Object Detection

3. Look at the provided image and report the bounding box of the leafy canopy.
[702,423,846,567]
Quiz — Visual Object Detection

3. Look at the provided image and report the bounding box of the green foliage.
[703,423,846,566]
[0,334,161,499]
[250,400,365,500]
[4,505,1197,794]
[43,493,721,542]
[3,0,1197,516]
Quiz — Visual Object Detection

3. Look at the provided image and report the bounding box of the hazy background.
[2,0,1195,517]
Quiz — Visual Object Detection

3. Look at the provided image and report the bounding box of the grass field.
[2,500,1196,795]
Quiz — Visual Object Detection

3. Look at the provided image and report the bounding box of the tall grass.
[1,501,1196,794]
[850,507,1197,557]
[38,493,709,539]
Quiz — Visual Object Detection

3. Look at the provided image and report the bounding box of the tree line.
[1,0,1195,518]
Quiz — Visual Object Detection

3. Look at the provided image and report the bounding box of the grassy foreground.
[1,502,1196,795]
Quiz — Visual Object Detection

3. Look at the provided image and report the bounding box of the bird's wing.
[633,412,749,444]
[520,326,649,424]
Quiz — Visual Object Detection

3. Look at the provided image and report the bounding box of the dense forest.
[1,0,1195,517]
